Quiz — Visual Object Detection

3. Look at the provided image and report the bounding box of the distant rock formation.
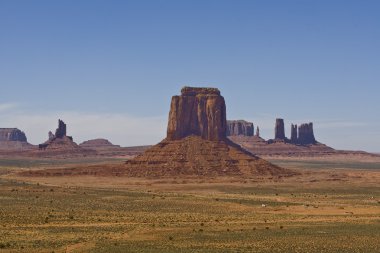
[55,120,66,138]
[227,120,254,136]
[38,120,78,151]
[297,123,316,145]
[0,128,27,142]
[270,119,318,145]
[80,139,120,149]
[256,126,260,137]
[167,87,226,141]
[228,117,327,156]
[48,131,55,141]
[274,118,286,140]
[125,87,293,177]
[290,124,298,143]
[0,128,33,150]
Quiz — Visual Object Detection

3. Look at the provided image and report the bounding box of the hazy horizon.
[1,1,379,152]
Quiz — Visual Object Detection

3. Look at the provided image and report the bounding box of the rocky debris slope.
[124,135,287,177]
[124,86,293,178]
[227,120,254,136]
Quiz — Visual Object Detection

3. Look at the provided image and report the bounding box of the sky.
[0,0,379,152]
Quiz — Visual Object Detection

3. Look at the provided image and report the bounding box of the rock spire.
[275,118,286,140]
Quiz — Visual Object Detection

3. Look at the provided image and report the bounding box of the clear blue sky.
[0,0,379,152]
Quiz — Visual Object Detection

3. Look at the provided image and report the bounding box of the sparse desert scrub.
[0,168,379,253]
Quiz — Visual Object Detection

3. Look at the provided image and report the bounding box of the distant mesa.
[124,86,293,177]
[0,128,34,150]
[297,123,316,145]
[268,118,317,145]
[80,138,120,150]
[0,128,28,142]
[229,118,335,156]
[227,120,254,136]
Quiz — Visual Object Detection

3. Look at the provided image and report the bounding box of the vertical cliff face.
[291,124,298,144]
[298,123,316,145]
[0,128,27,142]
[167,87,227,141]
[275,118,286,140]
[226,120,254,136]
[55,120,67,138]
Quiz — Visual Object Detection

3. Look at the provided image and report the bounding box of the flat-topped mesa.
[298,123,316,145]
[275,118,286,140]
[227,120,254,136]
[167,86,227,141]
[0,128,28,142]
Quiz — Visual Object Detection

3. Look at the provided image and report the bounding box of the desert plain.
[0,154,379,253]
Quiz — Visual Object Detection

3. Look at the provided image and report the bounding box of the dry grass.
[0,157,379,252]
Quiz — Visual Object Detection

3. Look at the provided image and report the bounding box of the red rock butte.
[123,86,294,178]
[167,87,227,141]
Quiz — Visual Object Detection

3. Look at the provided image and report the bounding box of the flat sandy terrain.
[0,155,379,252]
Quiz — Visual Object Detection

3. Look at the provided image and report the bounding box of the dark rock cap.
[181,86,221,96]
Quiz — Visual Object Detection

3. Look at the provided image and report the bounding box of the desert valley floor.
[0,154,379,253]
